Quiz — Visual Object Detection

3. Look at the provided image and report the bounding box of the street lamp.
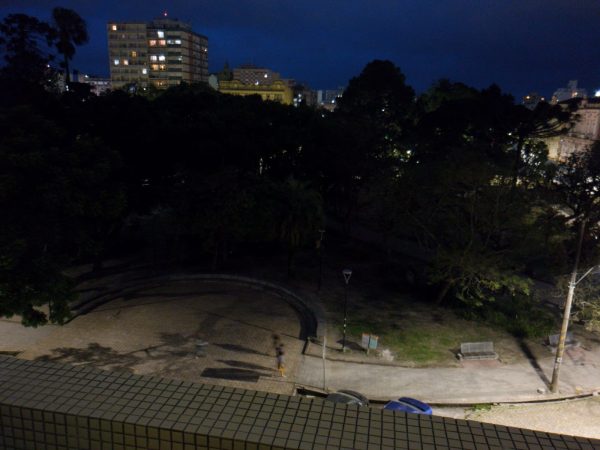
[317,229,325,291]
[342,269,352,352]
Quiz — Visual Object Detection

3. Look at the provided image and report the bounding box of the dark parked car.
[325,390,369,407]
[383,397,432,415]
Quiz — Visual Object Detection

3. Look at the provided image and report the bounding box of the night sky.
[1,0,599,99]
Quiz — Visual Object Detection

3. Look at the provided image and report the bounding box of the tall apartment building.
[107,18,208,90]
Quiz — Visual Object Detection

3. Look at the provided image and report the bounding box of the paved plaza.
[13,280,305,396]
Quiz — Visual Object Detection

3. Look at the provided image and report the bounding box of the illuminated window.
[158,55,166,61]
[151,64,159,70]
[175,39,181,45]
[131,51,137,57]
[123,59,129,66]
[142,68,148,74]
[149,40,157,46]
[177,56,183,61]
[111,24,117,31]
[158,40,166,46]
[159,64,166,71]
[157,30,164,38]
[113,59,120,65]
[150,55,158,61]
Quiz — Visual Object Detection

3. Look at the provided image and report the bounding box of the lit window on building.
[151,64,159,70]
[131,51,137,57]
[113,59,120,65]
[158,55,166,61]
[159,64,167,71]
[150,55,158,61]
[158,39,166,46]
[142,68,148,74]
[149,40,157,46]
[111,24,117,31]
[175,39,181,45]
[157,30,164,38]
[123,59,129,66]
[177,56,183,61]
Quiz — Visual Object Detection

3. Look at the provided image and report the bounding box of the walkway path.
[296,345,600,403]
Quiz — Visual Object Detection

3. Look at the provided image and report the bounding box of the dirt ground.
[19,280,304,395]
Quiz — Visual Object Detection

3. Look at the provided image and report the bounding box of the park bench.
[458,341,498,360]
[548,332,578,348]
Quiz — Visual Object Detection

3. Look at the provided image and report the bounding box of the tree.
[0,106,126,325]
[51,7,88,84]
[0,13,56,100]
[388,85,568,307]
[268,178,323,276]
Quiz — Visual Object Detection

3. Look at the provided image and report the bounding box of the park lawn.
[340,300,523,367]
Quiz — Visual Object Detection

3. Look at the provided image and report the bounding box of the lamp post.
[317,229,325,291]
[342,269,352,352]
[550,219,590,393]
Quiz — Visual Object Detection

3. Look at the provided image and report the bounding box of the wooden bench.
[548,332,578,348]
[459,342,498,360]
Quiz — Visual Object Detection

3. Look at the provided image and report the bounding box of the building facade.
[547,98,600,160]
[76,73,112,95]
[551,80,588,104]
[218,64,294,105]
[107,18,208,90]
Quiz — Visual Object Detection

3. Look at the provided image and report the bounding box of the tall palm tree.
[52,7,88,84]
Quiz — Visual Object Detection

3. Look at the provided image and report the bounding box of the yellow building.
[216,65,293,105]
[218,79,293,105]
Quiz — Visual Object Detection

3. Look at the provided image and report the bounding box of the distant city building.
[551,80,588,104]
[76,73,112,95]
[107,17,208,90]
[317,87,345,111]
[207,73,219,90]
[522,92,545,110]
[546,97,600,160]
[217,64,294,105]
[293,84,317,107]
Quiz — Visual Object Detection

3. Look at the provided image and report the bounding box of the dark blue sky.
[1,0,599,99]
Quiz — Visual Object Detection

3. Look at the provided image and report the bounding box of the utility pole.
[317,229,325,291]
[550,219,586,393]
[342,269,352,352]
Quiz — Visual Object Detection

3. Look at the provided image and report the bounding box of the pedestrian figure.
[276,344,286,377]
[272,333,281,350]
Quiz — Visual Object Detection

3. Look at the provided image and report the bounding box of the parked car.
[383,397,432,415]
[325,390,369,407]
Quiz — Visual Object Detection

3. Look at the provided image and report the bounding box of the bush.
[458,294,556,338]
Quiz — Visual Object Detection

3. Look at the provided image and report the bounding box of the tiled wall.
[0,356,598,450]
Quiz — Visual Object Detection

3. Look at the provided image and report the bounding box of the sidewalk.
[295,345,600,404]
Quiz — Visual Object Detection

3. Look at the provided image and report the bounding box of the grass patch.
[471,403,493,412]
[339,302,511,366]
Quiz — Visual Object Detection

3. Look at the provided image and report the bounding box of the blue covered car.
[383,397,432,415]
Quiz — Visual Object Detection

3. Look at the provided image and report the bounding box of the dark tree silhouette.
[51,7,88,83]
